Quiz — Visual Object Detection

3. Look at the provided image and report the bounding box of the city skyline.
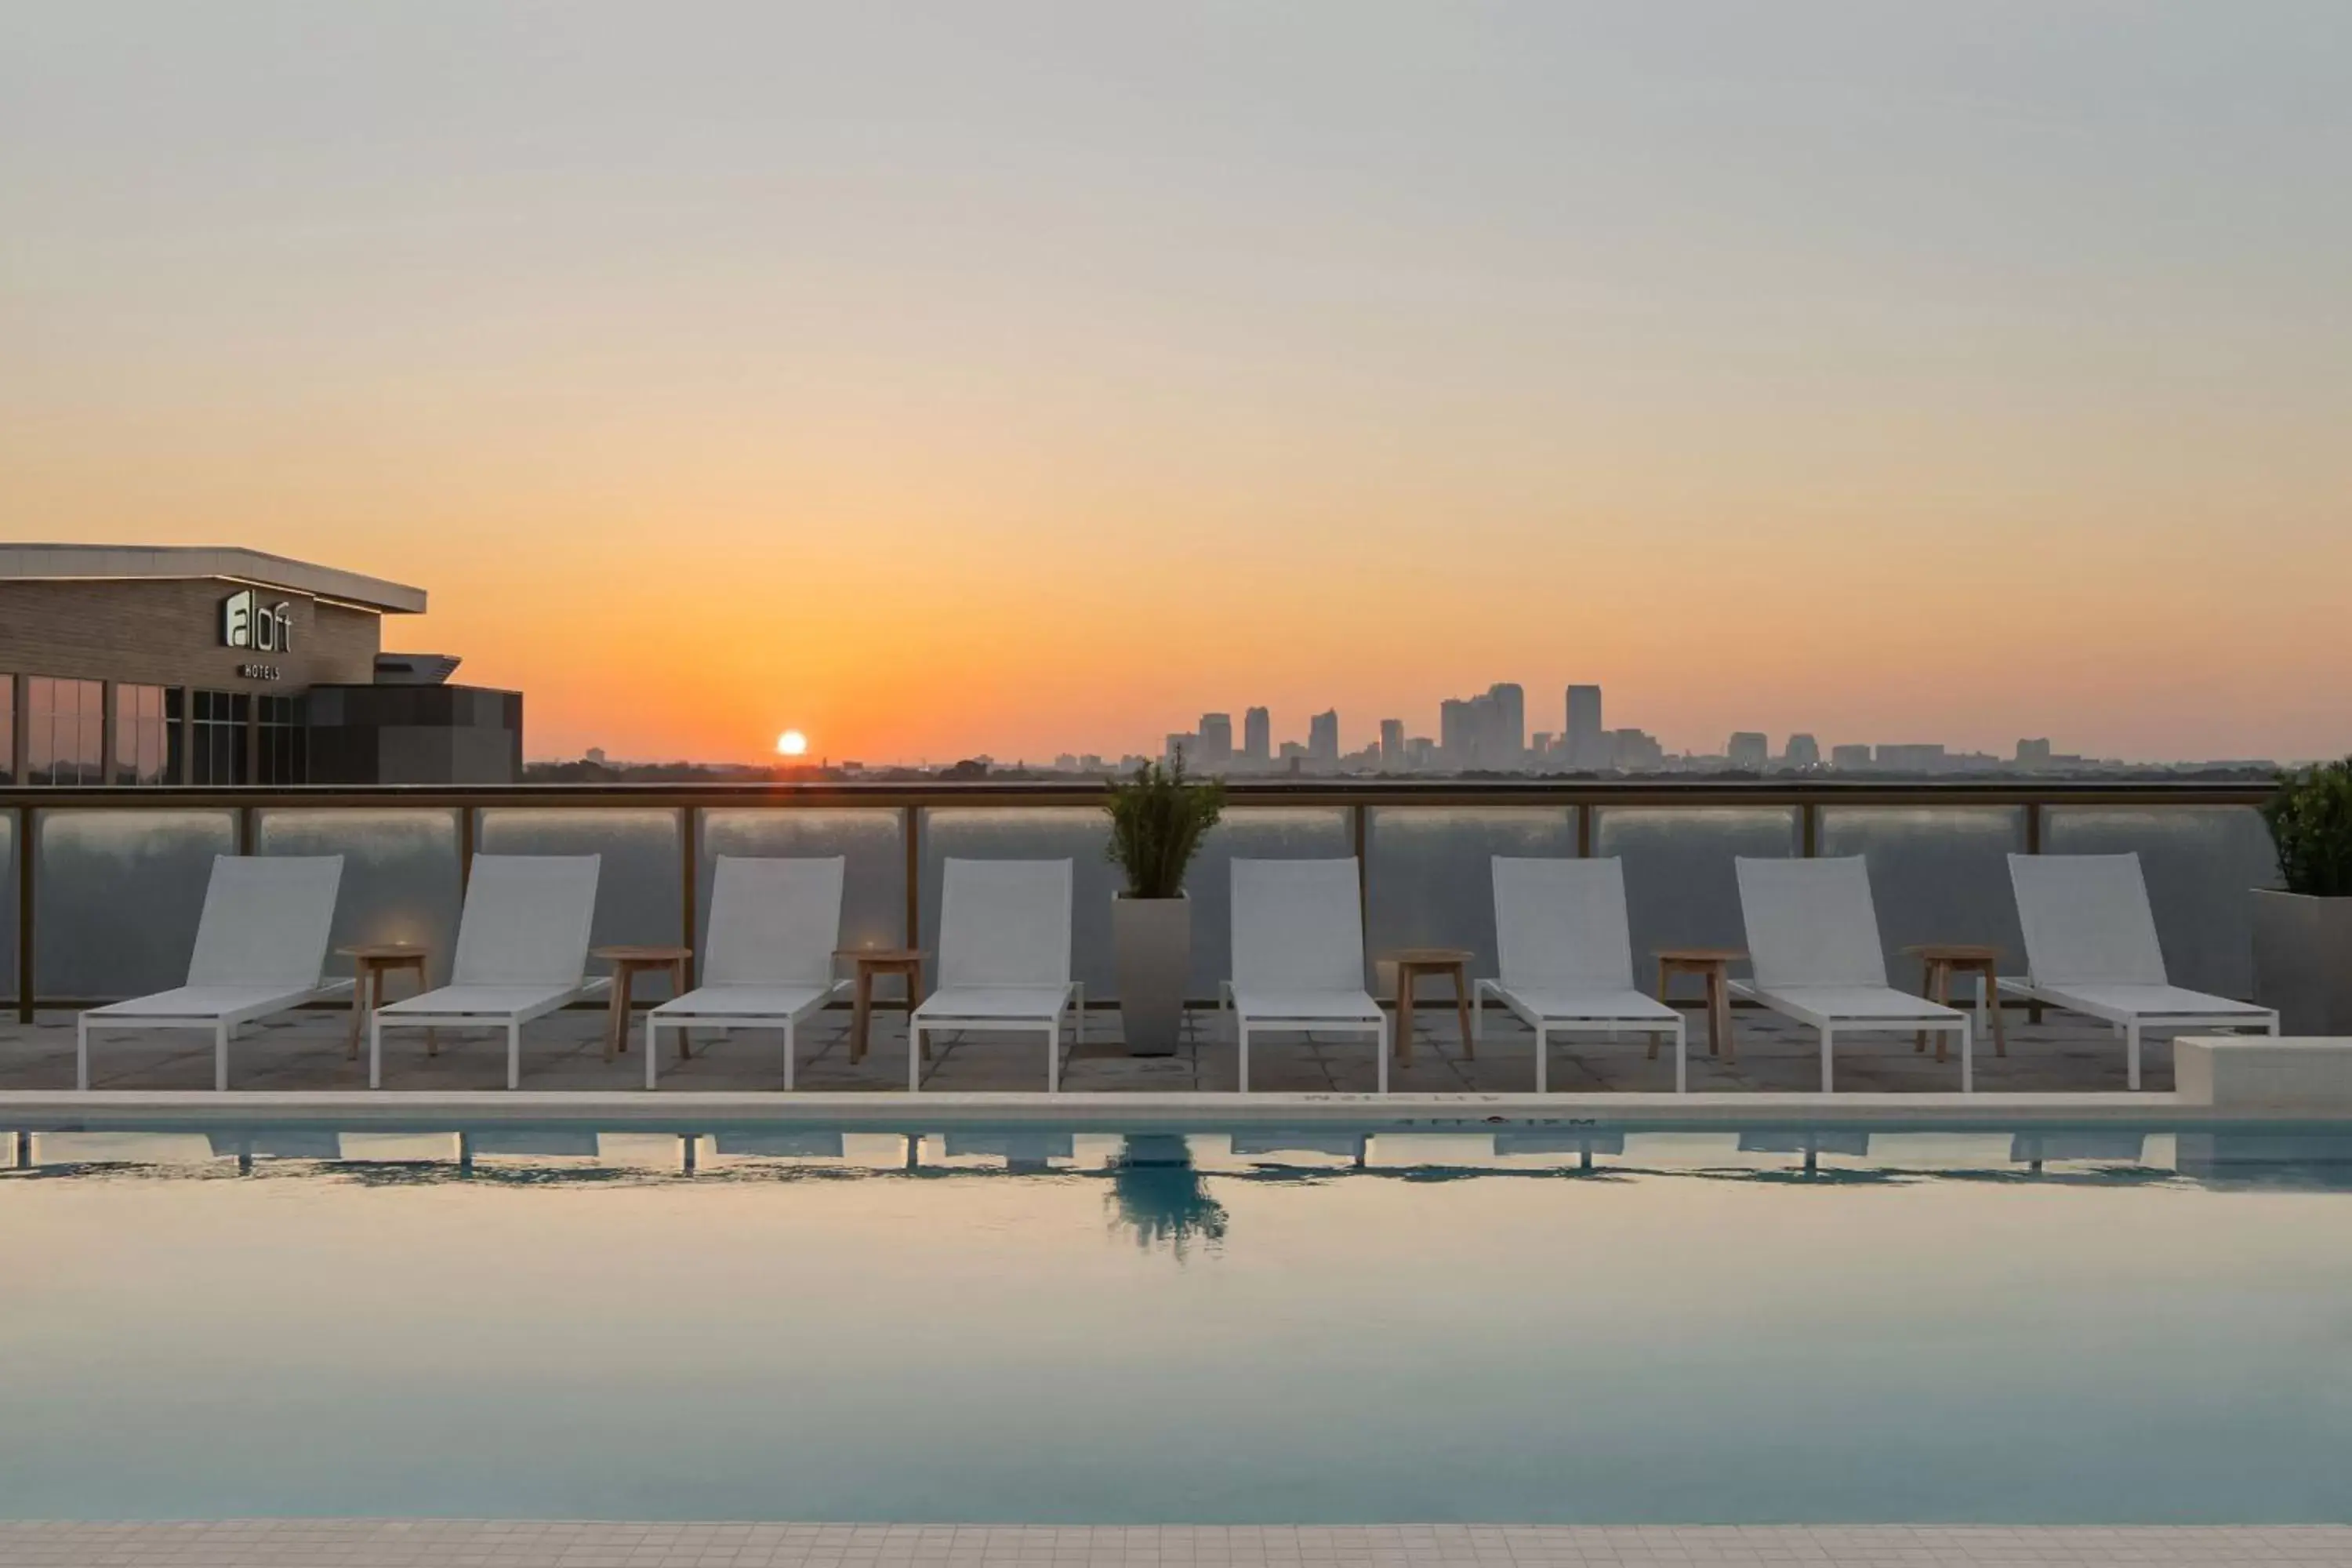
[569,674,2270,775]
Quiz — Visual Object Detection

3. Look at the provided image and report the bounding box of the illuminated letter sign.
[221,590,294,653]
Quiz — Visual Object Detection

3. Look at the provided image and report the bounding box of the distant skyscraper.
[1566,685,1604,768]
[1727,732,1769,771]
[1439,699,1473,768]
[1164,732,1198,767]
[1831,744,1875,771]
[1611,728,1661,771]
[1876,742,1947,773]
[2016,737,2053,766]
[1468,693,1501,768]
[1378,718,1405,768]
[1488,683,1525,768]
[1243,706,1271,764]
[1308,709,1339,768]
[1197,712,1233,767]
[1783,732,1820,768]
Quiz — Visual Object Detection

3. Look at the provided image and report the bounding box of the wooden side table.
[1904,943,2009,1061]
[339,944,431,1061]
[1392,948,1475,1066]
[1656,947,1744,1059]
[838,948,924,1063]
[593,946,691,1062]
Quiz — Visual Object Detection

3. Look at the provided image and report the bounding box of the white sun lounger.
[2002,853,2278,1090]
[642,855,850,1089]
[1475,856,1687,1094]
[907,858,1081,1092]
[368,855,608,1090]
[76,855,350,1091]
[1730,856,1972,1092]
[1221,858,1388,1094]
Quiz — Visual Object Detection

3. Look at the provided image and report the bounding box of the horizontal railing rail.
[7,779,2282,1022]
[0,778,2281,810]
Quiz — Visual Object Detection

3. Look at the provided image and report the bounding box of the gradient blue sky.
[5,2,2348,761]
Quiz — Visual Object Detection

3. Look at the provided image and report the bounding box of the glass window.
[0,675,14,785]
[256,692,306,786]
[190,689,250,786]
[113,683,180,786]
[26,676,105,785]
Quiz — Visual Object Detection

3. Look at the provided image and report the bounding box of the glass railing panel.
[698,808,906,955]
[1366,808,1576,981]
[918,808,1120,994]
[474,808,684,955]
[2042,805,2278,997]
[1592,807,1798,988]
[32,808,237,999]
[1818,807,2027,981]
[254,809,463,984]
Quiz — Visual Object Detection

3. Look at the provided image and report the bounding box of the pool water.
[4,1124,2349,1523]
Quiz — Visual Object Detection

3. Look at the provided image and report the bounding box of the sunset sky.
[6,3,2348,764]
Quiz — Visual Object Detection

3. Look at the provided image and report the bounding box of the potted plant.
[1104,758,1225,1057]
[2253,757,2352,1034]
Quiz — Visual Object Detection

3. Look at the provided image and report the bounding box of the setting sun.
[775,729,808,757]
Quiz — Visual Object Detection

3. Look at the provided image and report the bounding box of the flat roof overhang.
[0,543,426,615]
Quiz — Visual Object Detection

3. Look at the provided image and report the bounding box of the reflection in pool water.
[1105,1134,1229,1258]
[4,1123,2350,1525]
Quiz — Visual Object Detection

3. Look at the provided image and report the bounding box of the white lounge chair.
[907,858,1082,1092]
[1730,856,1972,1092]
[1475,856,1688,1094]
[76,855,350,1091]
[642,855,849,1090]
[1221,858,1388,1094]
[2002,853,2278,1090]
[368,855,608,1090]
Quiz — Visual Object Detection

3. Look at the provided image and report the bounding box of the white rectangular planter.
[2175,1036,2352,1111]
[1111,894,1192,1057]
[2250,889,2352,1035]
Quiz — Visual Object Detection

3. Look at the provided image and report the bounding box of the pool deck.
[0,1523,2344,1568]
[0,1006,2333,1131]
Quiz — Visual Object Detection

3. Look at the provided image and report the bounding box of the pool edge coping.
[8,1087,2352,1133]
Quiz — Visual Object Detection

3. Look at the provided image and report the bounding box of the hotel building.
[0,544,521,786]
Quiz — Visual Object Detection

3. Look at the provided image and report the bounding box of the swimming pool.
[5,1121,2348,1525]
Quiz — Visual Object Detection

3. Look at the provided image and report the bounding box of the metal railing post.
[15,806,31,1025]
[680,808,699,955]
[1352,801,1369,921]
[2024,800,2044,1022]
[901,804,920,950]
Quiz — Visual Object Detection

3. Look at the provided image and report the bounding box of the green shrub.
[1104,758,1225,899]
[2263,757,2352,897]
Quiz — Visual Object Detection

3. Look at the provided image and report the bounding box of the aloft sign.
[221,589,295,654]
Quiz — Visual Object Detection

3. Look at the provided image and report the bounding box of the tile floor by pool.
[5,1005,2188,1096]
